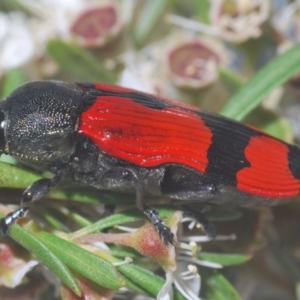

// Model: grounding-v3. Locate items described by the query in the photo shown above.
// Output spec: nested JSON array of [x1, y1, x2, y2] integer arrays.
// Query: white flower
[[0, 241, 38, 288], [0, 12, 34, 74], [19, 0, 123, 48], [272, 0, 300, 52], [210, 0, 270, 43], [166, 0, 270, 43]]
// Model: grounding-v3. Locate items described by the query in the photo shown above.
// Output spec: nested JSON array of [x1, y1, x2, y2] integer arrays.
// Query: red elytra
[[237, 136, 300, 197], [79, 83, 300, 199], [79, 95, 213, 173]]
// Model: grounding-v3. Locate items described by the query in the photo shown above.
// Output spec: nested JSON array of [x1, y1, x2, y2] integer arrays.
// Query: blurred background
[[1, 0, 300, 299]]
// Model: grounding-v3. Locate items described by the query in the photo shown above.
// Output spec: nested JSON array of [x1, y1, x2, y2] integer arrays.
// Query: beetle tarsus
[[180, 204, 216, 239], [99, 167, 175, 245], [201, 218, 216, 239], [123, 168, 175, 244], [144, 206, 175, 245], [0, 171, 64, 235], [129, 171, 175, 245], [0, 207, 29, 235], [103, 204, 116, 218]]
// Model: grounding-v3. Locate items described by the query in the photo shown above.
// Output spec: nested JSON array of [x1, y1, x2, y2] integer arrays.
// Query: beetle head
[[0, 81, 83, 166]]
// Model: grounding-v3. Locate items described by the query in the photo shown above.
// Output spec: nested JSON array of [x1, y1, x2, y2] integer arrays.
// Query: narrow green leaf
[[122, 275, 150, 295], [174, 291, 187, 300], [70, 207, 175, 239], [118, 263, 185, 299], [47, 39, 117, 83], [0, 161, 41, 188], [134, 0, 169, 46], [219, 67, 245, 91], [118, 263, 162, 296], [199, 252, 251, 266], [109, 245, 141, 258], [48, 188, 136, 204], [38, 209, 67, 231], [203, 268, 241, 300], [70, 210, 143, 240], [59, 208, 92, 227], [244, 107, 293, 141], [220, 44, 300, 121], [2, 217, 81, 296], [1, 68, 26, 98], [122, 264, 163, 296], [37, 231, 124, 289], [296, 282, 300, 300]]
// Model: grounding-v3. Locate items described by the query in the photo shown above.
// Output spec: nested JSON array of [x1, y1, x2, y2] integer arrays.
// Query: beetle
[[0, 80, 300, 244]]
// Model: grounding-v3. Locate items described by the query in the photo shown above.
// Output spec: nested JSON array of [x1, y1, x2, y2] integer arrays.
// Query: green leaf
[[2, 217, 81, 296], [48, 188, 136, 204], [134, 0, 169, 46], [1, 68, 26, 98], [220, 44, 300, 121], [36, 231, 124, 289], [114, 262, 185, 299], [199, 252, 251, 266], [0, 161, 41, 188], [118, 263, 162, 296], [70, 207, 175, 239], [121, 275, 150, 295], [47, 39, 117, 83], [296, 282, 300, 300], [244, 107, 293, 141], [203, 268, 241, 300], [109, 245, 141, 258], [70, 209, 143, 240], [219, 67, 245, 92], [117, 263, 185, 299]]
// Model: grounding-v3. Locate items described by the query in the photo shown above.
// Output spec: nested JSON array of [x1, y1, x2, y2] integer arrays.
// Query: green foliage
[[221, 44, 300, 121]]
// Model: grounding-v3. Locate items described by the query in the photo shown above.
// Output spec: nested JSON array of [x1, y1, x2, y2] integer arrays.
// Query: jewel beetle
[[1, 80, 300, 244]]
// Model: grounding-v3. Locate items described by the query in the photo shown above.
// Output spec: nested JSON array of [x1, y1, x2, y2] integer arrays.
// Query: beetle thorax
[[1, 81, 83, 165]]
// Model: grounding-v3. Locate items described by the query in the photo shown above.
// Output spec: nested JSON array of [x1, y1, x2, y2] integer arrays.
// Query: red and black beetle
[[1, 80, 300, 244]]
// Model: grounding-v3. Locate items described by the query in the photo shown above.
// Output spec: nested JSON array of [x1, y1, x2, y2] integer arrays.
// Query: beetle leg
[[100, 168, 175, 245], [0, 171, 63, 235], [176, 203, 216, 238], [126, 169, 175, 245], [0, 207, 29, 235], [103, 204, 116, 217], [164, 183, 218, 201], [142, 206, 175, 245]]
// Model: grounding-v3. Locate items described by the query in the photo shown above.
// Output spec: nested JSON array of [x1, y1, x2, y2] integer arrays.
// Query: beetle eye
[[0, 111, 6, 153]]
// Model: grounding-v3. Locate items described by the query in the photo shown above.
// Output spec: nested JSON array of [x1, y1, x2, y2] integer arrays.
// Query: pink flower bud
[[70, 2, 122, 48], [166, 39, 222, 89]]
